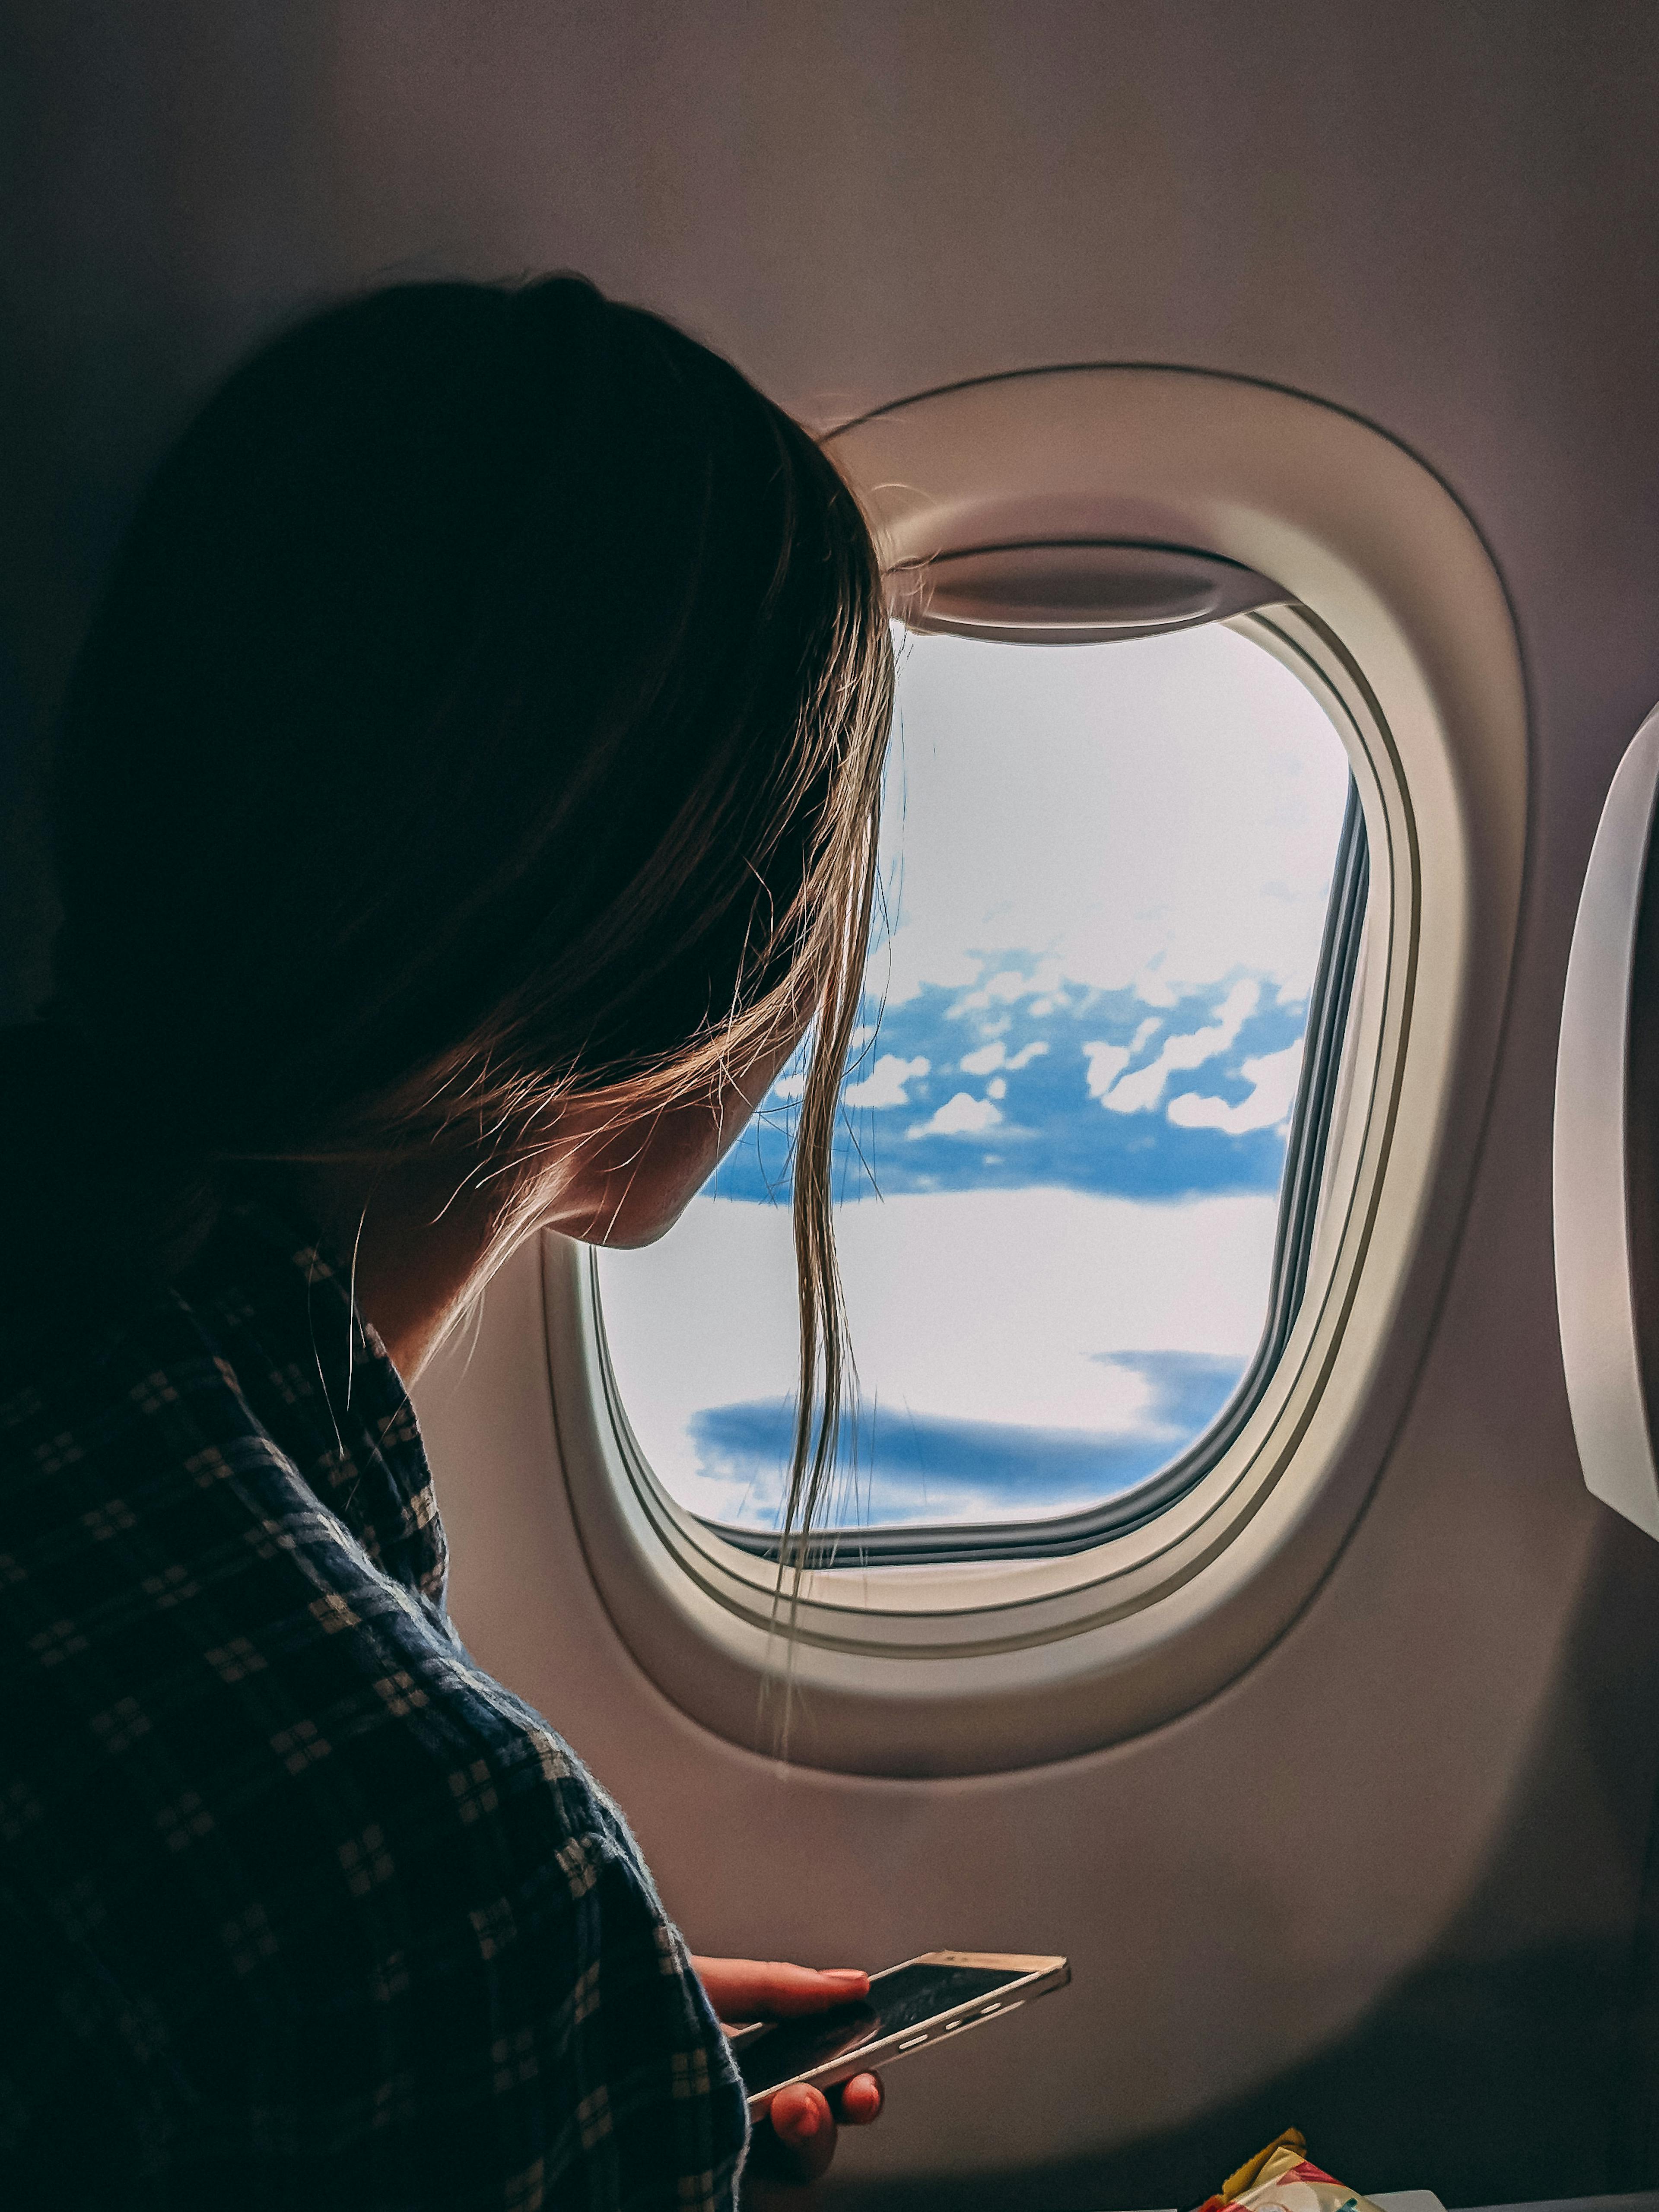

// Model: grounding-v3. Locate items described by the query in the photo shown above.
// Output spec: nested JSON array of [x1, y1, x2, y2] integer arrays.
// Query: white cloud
[[957, 966, 1048, 1012], [1168, 1039, 1304, 1136], [1132, 968, 1181, 1008], [1083, 1041, 1131, 1100], [964, 1037, 1053, 1079], [987, 1077, 1007, 1099], [843, 1053, 930, 1108], [770, 1070, 808, 1101], [912, 1092, 1003, 1137], [1096, 980, 1261, 1116], [1101, 1063, 1170, 1116], [595, 1186, 1278, 1507]]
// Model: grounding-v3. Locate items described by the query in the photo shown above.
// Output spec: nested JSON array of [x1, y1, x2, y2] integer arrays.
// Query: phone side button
[[898, 2034, 929, 2051]]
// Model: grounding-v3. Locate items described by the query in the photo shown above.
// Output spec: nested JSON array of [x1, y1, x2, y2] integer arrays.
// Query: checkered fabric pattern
[[0, 1201, 748, 2209]]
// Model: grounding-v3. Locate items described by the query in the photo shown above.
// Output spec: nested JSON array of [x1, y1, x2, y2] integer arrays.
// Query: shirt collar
[[186, 1195, 450, 1612]]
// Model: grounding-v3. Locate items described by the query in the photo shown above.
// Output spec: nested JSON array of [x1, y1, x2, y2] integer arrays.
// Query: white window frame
[[542, 367, 1527, 1777]]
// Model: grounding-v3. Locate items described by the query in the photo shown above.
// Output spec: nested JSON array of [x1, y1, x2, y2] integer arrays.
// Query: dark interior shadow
[[825, 1506, 1659, 2210]]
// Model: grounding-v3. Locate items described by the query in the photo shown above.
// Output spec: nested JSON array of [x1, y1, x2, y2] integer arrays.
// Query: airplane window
[[595, 622, 1360, 1561]]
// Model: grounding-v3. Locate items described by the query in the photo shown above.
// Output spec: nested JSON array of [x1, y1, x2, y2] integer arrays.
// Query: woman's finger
[[831, 2071, 884, 2126], [757, 2084, 839, 2185], [692, 1954, 869, 2022]]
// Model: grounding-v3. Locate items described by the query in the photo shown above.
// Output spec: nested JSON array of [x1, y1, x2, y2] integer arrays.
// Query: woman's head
[[15, 276, 895, 1554]]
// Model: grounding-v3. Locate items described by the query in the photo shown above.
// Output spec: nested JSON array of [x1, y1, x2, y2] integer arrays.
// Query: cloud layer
[[600, 1187, 1278, 1527]]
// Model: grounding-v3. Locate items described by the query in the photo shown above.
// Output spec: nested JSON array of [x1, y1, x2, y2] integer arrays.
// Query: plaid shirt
[[0, 1200, 748, 2209]]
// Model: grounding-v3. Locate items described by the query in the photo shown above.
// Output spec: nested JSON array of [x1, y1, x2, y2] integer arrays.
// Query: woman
[[0, 277, 894, 2206]]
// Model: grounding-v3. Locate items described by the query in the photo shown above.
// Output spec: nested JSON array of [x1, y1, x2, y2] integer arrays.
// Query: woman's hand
[[692, 1956, 886, 2193]]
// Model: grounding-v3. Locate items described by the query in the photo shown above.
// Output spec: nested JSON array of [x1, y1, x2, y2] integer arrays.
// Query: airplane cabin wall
[[5, 4, 1659, 2200]]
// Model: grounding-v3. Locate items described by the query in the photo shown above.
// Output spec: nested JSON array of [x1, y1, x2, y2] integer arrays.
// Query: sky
[[597, 622, 1354, 1535]]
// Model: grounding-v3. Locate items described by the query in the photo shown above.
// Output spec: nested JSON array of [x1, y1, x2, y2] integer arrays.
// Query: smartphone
[[731, 1949, 1070, 2117]]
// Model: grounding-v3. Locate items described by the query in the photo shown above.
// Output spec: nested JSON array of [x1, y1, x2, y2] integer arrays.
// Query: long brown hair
[[1, 276, 894, 1565]]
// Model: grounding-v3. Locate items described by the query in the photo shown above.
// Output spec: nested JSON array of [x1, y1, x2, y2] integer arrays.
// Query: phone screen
[[735, 1961, 1030, 2098]]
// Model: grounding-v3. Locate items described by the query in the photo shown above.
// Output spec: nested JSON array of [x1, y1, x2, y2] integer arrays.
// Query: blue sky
[[599, 624, 1353, 1536]]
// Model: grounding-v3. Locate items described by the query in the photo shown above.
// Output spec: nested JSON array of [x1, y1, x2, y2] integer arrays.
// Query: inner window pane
[[596, 623, 1354, 1536]]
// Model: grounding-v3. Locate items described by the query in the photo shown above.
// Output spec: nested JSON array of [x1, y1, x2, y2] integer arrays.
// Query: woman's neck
[[289, 1157, 505, 1384]]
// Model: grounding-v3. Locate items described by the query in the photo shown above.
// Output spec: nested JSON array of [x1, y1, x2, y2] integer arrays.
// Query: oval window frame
[[544, 366, 1527, 1777]]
